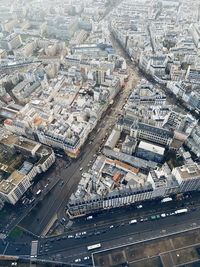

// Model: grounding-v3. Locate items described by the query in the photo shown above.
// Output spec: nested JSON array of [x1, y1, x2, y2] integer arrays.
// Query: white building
[[0, 134, 55, 205], [172, 163, 200, 192]]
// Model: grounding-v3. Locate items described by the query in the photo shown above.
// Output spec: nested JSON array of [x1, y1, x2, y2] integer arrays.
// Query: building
[[0, 49, 7, 59], [172, 164, 200, 192], [186, 126, 200, 157], [121, 136, 137, 155], [104, 129, 121, 149], [67, 155, 154, 218], [0, 34, 22, 51], [0, 134, 55, 205], [131, 122, 174, 147], [116, 116, 175, 148], [129, 81, 166, 106], [136, 141, 165, 163]]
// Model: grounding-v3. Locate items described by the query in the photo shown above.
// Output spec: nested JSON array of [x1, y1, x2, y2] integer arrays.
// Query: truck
[[150, 215, 157, 220], [150, 215, 160, 220], [161, 197, 173, 203]]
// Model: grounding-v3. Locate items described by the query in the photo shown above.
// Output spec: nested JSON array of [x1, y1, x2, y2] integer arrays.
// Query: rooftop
[[0, 170, 24, 194], [175, 164, 200, 180], [138, 141, 165, 155]]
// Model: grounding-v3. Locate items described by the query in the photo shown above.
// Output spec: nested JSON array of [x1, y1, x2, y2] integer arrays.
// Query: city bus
[[36, 189, 41, 195], [87, 243, 101, 251], [161, 197, 173, 203], [175, 208, 188, 215]]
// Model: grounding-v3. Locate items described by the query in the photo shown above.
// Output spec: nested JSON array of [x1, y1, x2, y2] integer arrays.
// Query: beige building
[[0, 134, 55, 205], [0, 49, 7, 59], [172, 163, 200, 192]]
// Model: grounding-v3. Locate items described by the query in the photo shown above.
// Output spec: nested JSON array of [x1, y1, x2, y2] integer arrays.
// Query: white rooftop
[[138, 141, 165, 155]]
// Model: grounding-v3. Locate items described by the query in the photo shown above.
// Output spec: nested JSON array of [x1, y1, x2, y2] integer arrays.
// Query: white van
[[129, 219, 137, 224]]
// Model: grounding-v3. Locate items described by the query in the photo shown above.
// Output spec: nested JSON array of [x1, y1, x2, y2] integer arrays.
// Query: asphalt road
[[17, 14, 196, 238], [36, 206, 200, 265], [17, 50, 138, 237], [18, 71, 137, 236], [2, 192, 200, 262], [0, 163, 61, 238], [3, 5, 199, 265], [66, 193, 199, 232]]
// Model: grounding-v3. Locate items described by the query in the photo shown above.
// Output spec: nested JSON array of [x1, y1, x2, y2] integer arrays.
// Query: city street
[[18, 68, 138, 236], [17, 16, 197, 238], [2, 191, 200, 265], [1, 1, 200, 267], [2, 12, 197, 245], [36, 207, 200, 265]]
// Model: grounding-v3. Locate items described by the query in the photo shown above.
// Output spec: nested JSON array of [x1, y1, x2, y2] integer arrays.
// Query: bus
[[36, 189, 41, 195], [175, 208, 188, 215], [87, 243, 101, 251], [161, 197, 173, 203]]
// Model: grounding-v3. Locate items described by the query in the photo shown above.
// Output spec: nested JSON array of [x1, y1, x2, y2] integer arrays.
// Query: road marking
[[31, 240, 38, 258], [2, 242, 9, 255]]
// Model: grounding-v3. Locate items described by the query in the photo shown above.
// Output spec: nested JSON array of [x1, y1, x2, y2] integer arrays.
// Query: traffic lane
[[39, 212, 198, 264], [38, 208, 200, 256], [18, 159, 63, 228], [19, 177, 63, 234], [40, 247, 92, 265], [57, 139, 111, 220], [52, 249, 92, 264], [111, 32, 190, 115], [70, 194, 199, 230], [19, 56, 139, 236], [4, 163, 60, 234], [31, 135, 105, 235], [38, 215, 200, 264], [57, 75, 138, 213], [20, 148, 92, 235], [56, 113, 123, 214], [0, 239, 7, 254], [33, 112, 110, 224]]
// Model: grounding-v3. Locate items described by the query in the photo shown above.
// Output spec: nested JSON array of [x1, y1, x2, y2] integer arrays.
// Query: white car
[[110, 225, 114, 229], [68, 235, 74, 238], [75, 259, 81, 263], [86, 216, 93, 220], [137, 205, 143, 209], [84, 256, 90, 260]]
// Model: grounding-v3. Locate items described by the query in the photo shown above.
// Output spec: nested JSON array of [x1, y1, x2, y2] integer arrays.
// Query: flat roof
[[103, 148, 157, 170], [176, 164, 200, 180], [105, 158, 139, 174], [138, 141, 165, 155], [0, 171, 24, 194]]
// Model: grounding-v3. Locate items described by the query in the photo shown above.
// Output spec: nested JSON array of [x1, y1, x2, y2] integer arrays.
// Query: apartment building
[[0, 134, 55, 205], [172, 163, 200, 192], [0, 33, 22, 51]]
